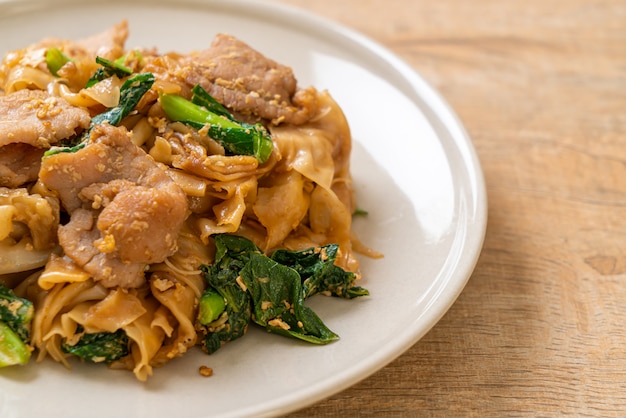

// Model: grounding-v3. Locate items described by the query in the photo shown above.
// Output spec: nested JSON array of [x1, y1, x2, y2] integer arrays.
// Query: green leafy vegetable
[[197, 234, 259, 354], [198, 282, 251, 355], [189, 84, 234, 120], [0, 283, 34, 342], [44, 142, 87, 156], [85, 56, 133, 88], [0, 322, 31, 367], [0, 284, 33, 367], [353, 207, 369, 216], [44, 71, 155, 157], [159, 86, 274, 163], [91, 72, 155, 126], [61, 326, 130, 363], [199, 235, 366, 353], [45, 47, 72, 76], [271, 244, 369, 299], [241, 253, 339, 344]]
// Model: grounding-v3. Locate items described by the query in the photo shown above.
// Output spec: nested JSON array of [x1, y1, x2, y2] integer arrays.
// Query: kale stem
[[198, 289, 227, 325]]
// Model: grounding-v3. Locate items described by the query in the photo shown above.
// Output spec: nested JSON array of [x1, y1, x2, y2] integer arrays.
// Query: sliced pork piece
[[0, 89, 91, 187], [73, 20, 129, 60], [180, 34, 317, 125], [0, 89, 91, 148], [0, 143, 45, 187], [40, 123, 189, 288], [83, 178, 187, 265], [57, 208, 147, 288]]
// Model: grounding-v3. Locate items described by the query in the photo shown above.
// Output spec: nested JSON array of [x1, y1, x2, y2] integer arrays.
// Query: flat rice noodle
[[81, 288, 147, 333], [150, 271, 200, 364], [269, 125, 335, 190], [308, 184, 359, 272], [173, 153, 259, 183], [121, 295, 165, 382], [253, 171, 310, 250]]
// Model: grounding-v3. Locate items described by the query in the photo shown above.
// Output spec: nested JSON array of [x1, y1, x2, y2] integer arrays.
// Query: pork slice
[[197, 34, 297, 101], [0, 143, 45, 187], [57, 208, 146, 288], [40, 123, 179, 210], [73, 20, 129, 60], [180, 34, 317, 125], [41, 123, 189, 288], [0, 89, 91, 187], [0, 89, 91, 149], [82, 179, 187, 264]]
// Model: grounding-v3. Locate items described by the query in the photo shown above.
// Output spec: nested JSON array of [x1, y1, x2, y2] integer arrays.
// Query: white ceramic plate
[[0, 0, 487, 417]]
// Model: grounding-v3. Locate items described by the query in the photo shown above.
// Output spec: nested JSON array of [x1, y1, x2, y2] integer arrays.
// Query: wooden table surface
[[267, 0, 626, 416]]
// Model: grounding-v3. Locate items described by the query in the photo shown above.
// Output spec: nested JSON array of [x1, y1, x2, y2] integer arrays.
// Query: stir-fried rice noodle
[[0, 21, 381, 381]]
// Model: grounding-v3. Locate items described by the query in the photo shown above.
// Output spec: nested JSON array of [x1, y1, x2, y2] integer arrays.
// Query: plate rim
[[0, 0, 488, 416]]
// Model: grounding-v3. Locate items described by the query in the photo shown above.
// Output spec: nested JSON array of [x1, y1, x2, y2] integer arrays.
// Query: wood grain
[[267, 0, 626, 415]]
